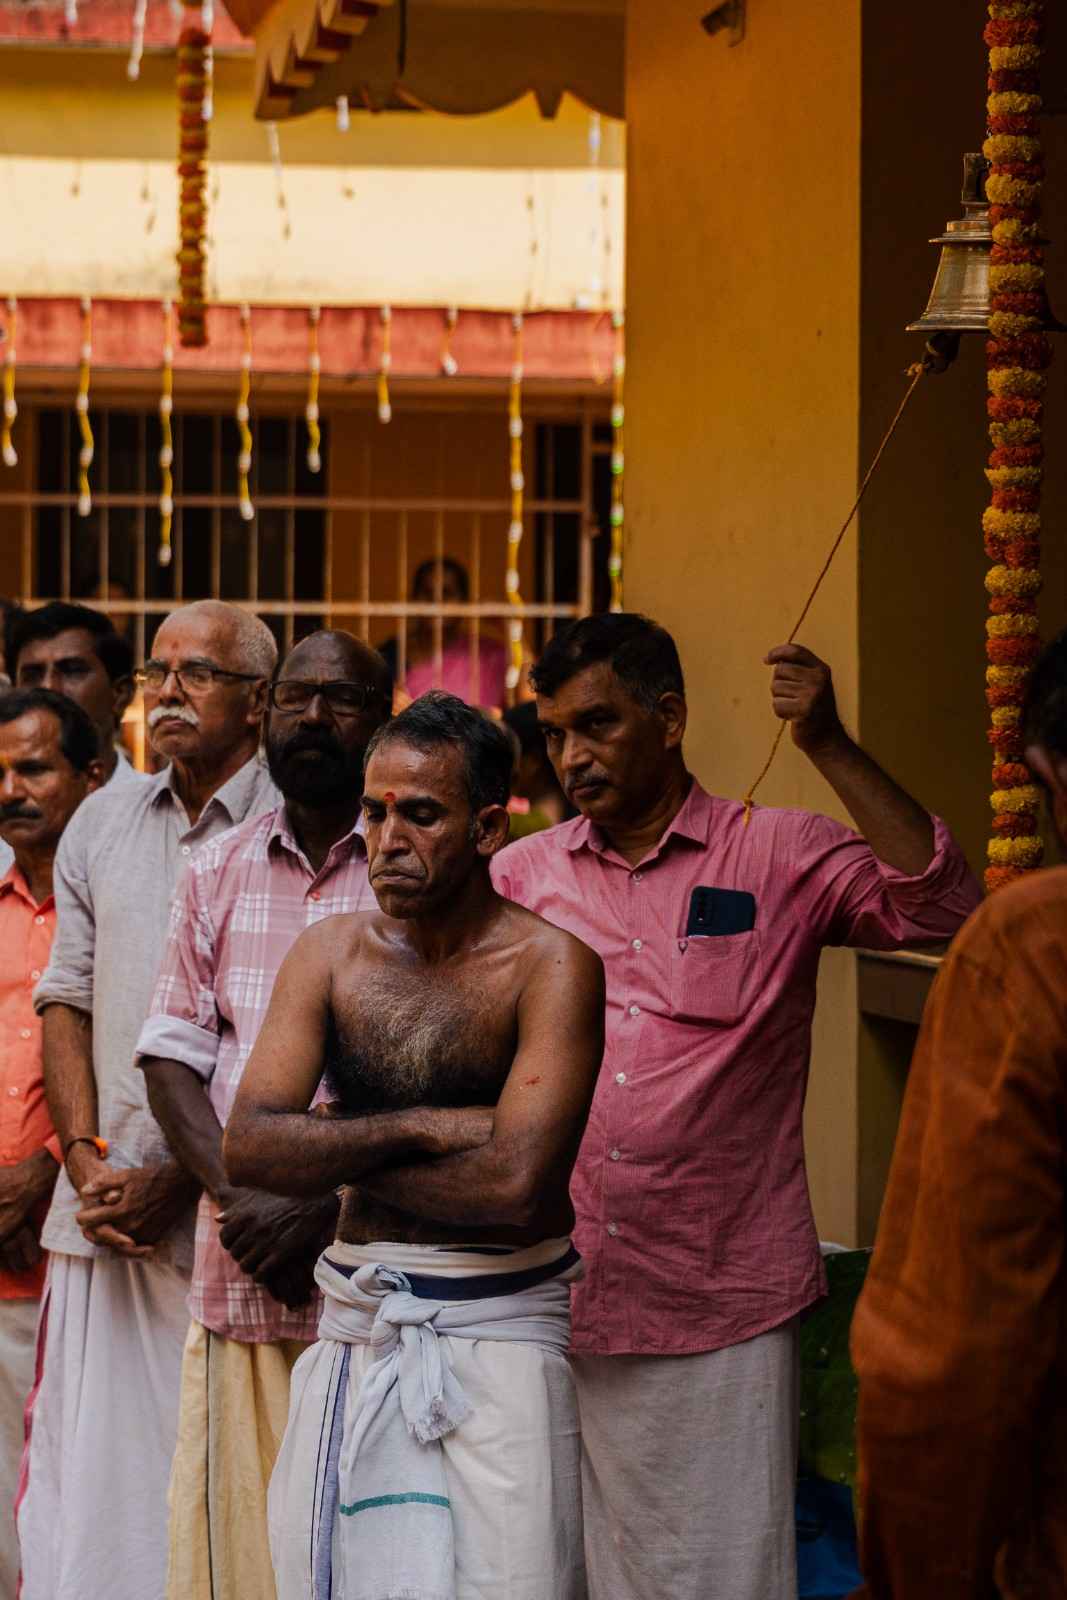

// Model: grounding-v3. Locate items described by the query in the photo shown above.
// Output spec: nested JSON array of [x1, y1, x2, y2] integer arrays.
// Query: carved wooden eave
[[229, 0, 624, 121]]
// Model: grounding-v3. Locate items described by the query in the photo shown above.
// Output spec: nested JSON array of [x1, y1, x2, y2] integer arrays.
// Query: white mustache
[[147, 705, 200, 730]]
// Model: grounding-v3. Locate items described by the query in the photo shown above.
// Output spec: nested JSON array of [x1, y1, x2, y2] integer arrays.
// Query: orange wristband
[[64, 1135, 109, 1161]]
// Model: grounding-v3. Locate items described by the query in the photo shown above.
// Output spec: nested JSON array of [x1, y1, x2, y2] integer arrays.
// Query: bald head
[[154, 601, 277, 680], [281, 630, 391, 699], [266, 629, 391, 808]]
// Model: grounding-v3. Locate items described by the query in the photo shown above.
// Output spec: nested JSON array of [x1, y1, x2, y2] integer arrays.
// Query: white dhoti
[[0, 1297, 38, 1600], [269, 1238, 586, 1600], [16, 1249, 191, 1600], [573, 1321, 801, 1600]]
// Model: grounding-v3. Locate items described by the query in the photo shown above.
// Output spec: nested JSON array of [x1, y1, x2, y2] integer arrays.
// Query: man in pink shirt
[[135, 629, 392, 1600], [491, 612, 980, 1600]]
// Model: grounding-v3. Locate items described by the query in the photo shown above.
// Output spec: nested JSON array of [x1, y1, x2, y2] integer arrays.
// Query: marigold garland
[[2, 297, 17, 468], [981, 0, 1051, 891], [609, 310, 625, 612], [505, 313, 525, 697], [236, 304, 254, 522], [159, 299, 175, 566], [306, 306, 321, 474], [75, 297, 94, 517], [176, 0, 211, 347]]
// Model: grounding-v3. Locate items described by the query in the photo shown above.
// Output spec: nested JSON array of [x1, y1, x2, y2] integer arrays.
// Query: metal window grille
[[3, 401, 613, 701]]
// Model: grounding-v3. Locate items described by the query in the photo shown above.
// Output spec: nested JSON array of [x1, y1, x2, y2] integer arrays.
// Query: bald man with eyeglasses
[[19, 601, 281, 1600], [134, 629, 392, 1600]]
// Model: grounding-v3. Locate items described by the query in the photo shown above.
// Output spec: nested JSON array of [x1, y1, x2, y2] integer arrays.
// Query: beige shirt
[[34, 755, 279, 1269]]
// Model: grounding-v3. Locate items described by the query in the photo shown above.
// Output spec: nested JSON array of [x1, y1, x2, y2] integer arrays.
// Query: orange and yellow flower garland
[[981, 0, 1051, 891], [176, 0, 211, 347]]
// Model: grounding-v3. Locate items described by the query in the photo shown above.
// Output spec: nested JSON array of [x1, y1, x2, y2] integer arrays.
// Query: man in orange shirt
[[0, 688, 103, 1600], [851, 625, 1067, 1599]]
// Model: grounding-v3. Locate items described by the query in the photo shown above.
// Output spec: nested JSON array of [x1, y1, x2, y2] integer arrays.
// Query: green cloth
[[798, 1250, 870, 1492]]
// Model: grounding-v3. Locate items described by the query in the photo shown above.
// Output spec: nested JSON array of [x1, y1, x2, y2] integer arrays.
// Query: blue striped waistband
[[323, 1242, 581, 1301]]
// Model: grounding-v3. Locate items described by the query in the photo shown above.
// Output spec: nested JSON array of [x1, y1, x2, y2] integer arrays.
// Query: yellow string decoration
[[158, 299, 175, 567], [609, 310, 625, 611], [75, 297, 94, 518], [377, 305, 392, 423], [505, 312, 525, 699], [2, 298, 18, 468], [741, 358, 931, 824], [236, 303, 254, 521], [441, 306, 459, 377], [306, 306, 322, 474]]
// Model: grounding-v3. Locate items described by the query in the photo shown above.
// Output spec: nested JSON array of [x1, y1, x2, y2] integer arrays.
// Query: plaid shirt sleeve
[[134, 849, 222, 1082]]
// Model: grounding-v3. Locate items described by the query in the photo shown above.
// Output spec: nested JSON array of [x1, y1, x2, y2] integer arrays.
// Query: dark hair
[[502, 698, 544, 758], [411, 557, 470, 603], [529, 612, 685, 711], [0, 686, 100, 773], [364, 690, 513, 812], [6, 601, 133, 684], [1023, 628, 1067, 761]]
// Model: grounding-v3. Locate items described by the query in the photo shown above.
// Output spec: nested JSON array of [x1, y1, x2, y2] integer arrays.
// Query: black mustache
[[0, 807, 41, 823], [277, 734, 346, 761]]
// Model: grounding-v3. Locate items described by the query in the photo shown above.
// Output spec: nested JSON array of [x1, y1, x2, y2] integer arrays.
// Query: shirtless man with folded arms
[[225, 690, 604, 1600]]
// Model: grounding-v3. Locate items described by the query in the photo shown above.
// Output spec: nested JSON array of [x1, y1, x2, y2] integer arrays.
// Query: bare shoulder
[[500, 896, 604, 993], [286, 909, 379, 973]]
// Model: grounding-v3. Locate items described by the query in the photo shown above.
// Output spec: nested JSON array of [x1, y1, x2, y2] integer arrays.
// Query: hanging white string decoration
[[377, 305, 392, 424], [158, 299, 175, 566], [306, 306, 322, 474], [336, 95, 350, 132], [127, 0, 148, 79], [236, 304, 255, 521], [2, 298, 18, 469], [441, 306, 459, 377]]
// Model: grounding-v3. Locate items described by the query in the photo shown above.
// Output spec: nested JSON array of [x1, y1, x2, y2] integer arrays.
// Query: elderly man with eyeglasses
[[130, 629, 392, 1600], [18, 601, 281, 1600]]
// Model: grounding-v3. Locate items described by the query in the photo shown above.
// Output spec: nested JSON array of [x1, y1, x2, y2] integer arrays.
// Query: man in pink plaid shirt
[[135, 630, 392, 1600]]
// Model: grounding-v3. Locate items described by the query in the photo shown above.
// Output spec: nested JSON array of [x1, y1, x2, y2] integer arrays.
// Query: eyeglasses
[[269, 680, 381, 717], [134, 661, 264, 695]]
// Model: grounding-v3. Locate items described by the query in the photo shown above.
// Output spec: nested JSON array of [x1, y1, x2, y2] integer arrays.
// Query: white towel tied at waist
[[269, 1239, 582, 1600]]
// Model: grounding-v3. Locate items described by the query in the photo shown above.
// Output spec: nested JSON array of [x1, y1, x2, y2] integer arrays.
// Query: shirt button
[[181, 845, 191, 856], [631, 938, 642, 952], [628, 1004, 641, 1017], [34, 915, 44, 926], [19, 1028, 31, 1040], [632, 871, 643, 883], [609, 1148, 621, 1161], [615, 1072, 627, 1085], [606, 1222, 619, 1237], [30, 970, 41, 981], [8, 1086, 18, 1097]]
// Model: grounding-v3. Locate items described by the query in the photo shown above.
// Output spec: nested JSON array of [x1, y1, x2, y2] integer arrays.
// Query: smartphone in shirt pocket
[[670, 887, 761, 1026]]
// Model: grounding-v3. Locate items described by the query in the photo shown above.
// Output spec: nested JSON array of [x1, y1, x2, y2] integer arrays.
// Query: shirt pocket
[[669, 933, 761, 1026]]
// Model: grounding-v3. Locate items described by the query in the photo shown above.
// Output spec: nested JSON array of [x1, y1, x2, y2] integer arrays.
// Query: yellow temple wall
[[0, 49, 625, 309], [624, 0, 862, 1244]]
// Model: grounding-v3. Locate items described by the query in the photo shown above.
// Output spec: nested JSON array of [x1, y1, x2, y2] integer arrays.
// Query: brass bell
[[908, 151, 1063, 371]]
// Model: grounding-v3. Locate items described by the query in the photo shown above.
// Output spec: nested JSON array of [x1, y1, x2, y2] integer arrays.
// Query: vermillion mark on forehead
[[383, 791, 397, 803]]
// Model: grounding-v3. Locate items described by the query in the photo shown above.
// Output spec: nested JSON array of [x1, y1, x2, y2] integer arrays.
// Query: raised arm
[[767, 643, 934, 874], [358, 931, 605, 1229], [223, 922, 493, 1197]]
